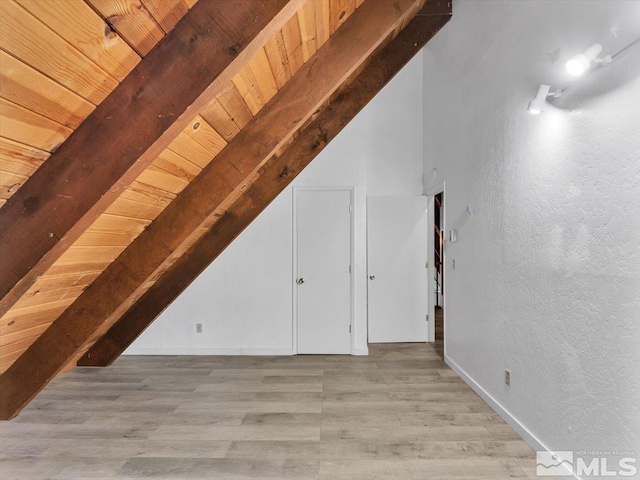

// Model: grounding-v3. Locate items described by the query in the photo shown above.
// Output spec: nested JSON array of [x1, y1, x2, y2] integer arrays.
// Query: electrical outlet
[[196, 323, 203, 333], [505, 369, 511, 386], [452, 259, 456, 270]]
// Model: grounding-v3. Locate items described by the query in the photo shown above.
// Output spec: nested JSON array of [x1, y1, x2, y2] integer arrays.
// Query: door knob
[[369, 275, 375, 280], [297, 278, 305, 285]]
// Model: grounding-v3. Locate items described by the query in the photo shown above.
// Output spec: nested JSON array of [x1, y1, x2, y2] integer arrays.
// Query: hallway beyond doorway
[[435, 306, 444, 360]]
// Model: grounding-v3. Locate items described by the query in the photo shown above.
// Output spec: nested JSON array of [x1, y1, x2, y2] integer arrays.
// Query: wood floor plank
[[242, 412, 323, 426], [319, 425, 496, 442], [176, 401, 323, 414], [151, 424, 321, 441], [410, 440, 536, 459], [194, 382, 324, 393], [118, 457, 319, 479], [225, 440, 361, 460], [398, 412, 505, 427], [25, 437, 232, 459], [318, 458, 528, 480], [0, 457, 128, 479]]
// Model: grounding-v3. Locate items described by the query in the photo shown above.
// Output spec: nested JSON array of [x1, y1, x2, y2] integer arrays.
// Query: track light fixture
[[526, 36, 639, 115], [565, 43, 610, 76]]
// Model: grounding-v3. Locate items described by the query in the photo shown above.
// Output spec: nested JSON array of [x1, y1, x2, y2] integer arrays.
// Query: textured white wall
[[423, 0, 640, 457], [126, 53, 424, 356]]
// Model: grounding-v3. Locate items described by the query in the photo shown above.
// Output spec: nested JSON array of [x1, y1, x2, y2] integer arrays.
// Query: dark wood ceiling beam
[[0, 0, 451, 420], [84, 1, 451, 365], [0, 0, 299, 317], [81, 2, 451, 365]]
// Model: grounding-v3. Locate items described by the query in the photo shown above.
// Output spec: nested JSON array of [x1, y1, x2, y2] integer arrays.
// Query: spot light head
[[566, 43, 603, 76], [527, 84, 551, 115], [565, 56, 589, 76]]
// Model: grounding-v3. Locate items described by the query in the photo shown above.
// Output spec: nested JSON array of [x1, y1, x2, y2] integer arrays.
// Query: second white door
[[367, 196, 428, 343], [296, 189, 352, 354]]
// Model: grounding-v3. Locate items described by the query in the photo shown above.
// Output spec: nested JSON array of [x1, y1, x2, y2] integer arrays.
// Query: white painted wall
[[126, 53, 424, 356], [423, 0, 640, 460]]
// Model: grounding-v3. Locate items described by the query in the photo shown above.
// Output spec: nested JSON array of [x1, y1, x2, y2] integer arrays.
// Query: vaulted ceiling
[[0, 0, 451, 419]]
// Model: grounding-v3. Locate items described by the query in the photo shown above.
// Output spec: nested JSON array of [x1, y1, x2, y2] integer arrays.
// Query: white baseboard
[[123, 347, 294, 356], [124, 346, 370, 356], [352, 347, 369, 356], [445, 355, 579, 480]]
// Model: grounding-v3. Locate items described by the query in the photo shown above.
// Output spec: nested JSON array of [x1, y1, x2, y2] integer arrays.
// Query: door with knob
[[295, 188, 352, 354], [367, 196, 428, 343]]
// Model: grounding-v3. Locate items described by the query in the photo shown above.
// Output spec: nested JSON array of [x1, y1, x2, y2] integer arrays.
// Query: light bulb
[[565, 43, 603, 76], [565, 56, 589, 76]]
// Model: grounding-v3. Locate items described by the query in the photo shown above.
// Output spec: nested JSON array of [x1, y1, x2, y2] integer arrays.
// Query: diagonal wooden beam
[[81, 3, 454, 368], [81, 2, 452, 366], [0, 0, 451, 419], [0, 0, 300, 317]]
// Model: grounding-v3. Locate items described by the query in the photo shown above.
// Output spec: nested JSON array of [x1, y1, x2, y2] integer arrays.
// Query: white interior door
[[296, 189, 351, 354], [368, 196, 428, 343]]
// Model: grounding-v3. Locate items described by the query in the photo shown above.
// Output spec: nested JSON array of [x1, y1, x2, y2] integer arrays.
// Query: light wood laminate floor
[[0, 343, 547, 479]]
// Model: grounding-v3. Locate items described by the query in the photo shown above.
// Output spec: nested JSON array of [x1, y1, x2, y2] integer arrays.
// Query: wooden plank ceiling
[[0, 0, 451, 419]]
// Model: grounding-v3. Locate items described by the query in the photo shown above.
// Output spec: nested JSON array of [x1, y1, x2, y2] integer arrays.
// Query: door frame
[[426, 181, 445, 349], [292, 186, 355, 355]]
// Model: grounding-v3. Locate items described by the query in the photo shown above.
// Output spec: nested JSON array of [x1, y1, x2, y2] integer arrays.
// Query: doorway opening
[[433, 192, 444, 359]]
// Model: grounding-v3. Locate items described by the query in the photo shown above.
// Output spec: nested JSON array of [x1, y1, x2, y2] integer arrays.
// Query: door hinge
[[348, 264, 352, 274], [349, 325, 352, 333], [348, 204, 352, 213], [425, 314, 429, 322], [425, 261, 429, 268]]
